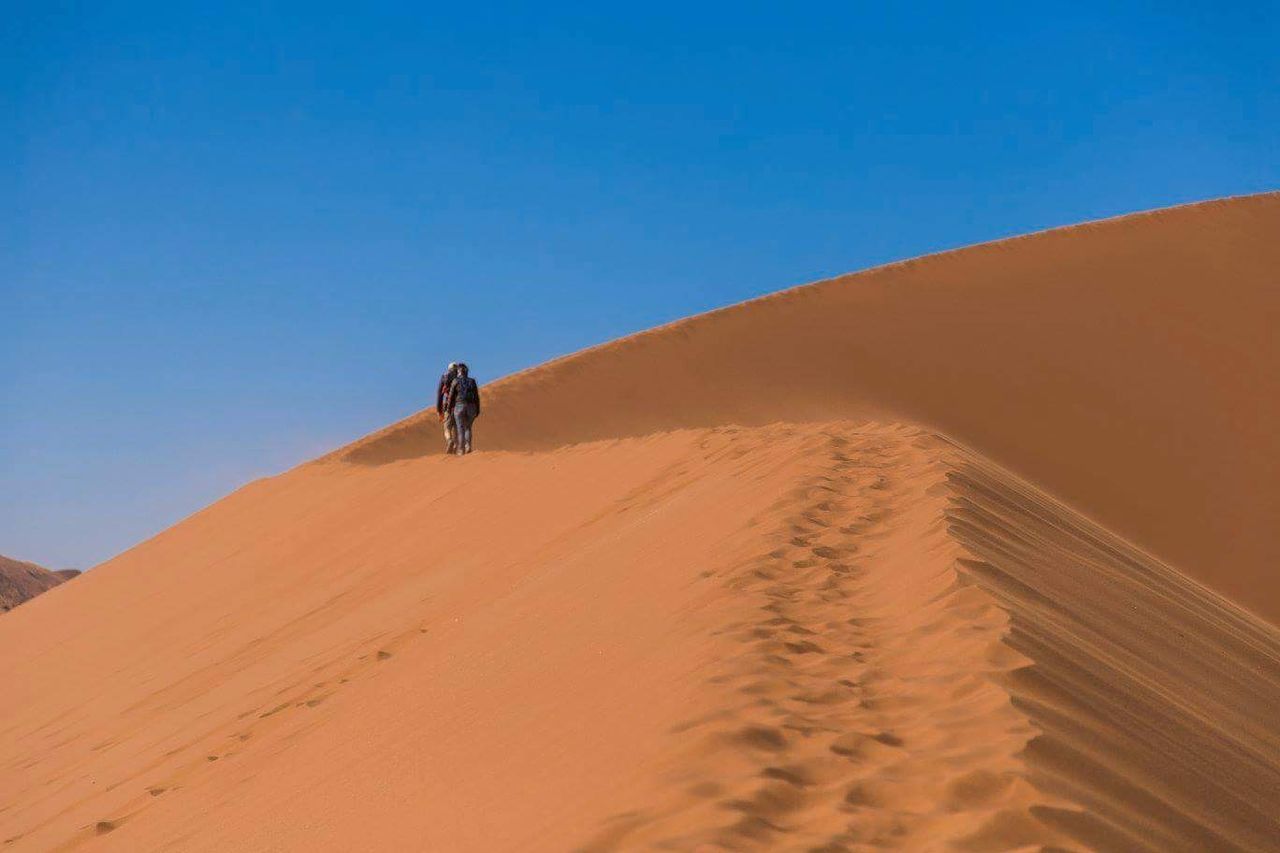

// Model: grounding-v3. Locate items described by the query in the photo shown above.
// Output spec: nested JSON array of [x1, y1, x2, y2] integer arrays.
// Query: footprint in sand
[[735, 725, 789, 752]]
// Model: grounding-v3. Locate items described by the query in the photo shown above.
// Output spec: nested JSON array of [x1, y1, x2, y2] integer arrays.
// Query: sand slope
[[3, 195, 1279, 851], [4, 424, 1277, 851]]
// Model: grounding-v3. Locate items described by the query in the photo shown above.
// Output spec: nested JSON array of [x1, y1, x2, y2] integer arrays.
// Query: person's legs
[[452, 407, 469, 456], [443, 416, 457, 454], [454, 405, 475, 455]]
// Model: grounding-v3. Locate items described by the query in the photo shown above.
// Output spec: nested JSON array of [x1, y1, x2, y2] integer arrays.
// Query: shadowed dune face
[[946, 455, 1280, 852], [339, 193, 1280, 622]]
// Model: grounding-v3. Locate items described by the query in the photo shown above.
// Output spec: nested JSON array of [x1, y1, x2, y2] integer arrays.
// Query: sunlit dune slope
[[342, 192, 1280, 622], [3, 423, 1277, 851]]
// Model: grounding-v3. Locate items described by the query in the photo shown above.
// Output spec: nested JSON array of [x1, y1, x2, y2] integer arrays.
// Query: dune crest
[[340, 191, 1280, 623], [3, 422, 1279, 850]]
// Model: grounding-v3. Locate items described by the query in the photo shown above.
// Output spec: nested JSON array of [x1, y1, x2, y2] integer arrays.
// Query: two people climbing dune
[[436, 362, 481, 456]]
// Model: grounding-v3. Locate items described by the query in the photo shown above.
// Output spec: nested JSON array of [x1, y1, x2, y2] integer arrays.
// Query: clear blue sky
[[4, 2, 1277, 570]]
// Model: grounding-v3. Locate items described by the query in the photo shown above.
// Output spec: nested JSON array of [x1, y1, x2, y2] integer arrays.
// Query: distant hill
[[0, 555, 79, 612]]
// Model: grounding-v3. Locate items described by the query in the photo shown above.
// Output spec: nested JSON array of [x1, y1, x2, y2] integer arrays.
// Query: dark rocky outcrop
[[0, 555, 79, 612]]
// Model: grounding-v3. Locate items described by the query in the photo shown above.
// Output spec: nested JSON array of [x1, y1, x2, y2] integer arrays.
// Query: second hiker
[[445, 363, 481, 456], [436, 362, 460, 454]]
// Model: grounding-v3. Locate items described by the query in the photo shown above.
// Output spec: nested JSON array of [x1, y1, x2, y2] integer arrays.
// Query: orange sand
[[2, 194, 1278, 851]]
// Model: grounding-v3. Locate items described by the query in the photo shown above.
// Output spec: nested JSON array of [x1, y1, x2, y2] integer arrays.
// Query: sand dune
[[343, 191, 1280, 624], [0, 555, 78, 612], [3, 195, 1279, 851]]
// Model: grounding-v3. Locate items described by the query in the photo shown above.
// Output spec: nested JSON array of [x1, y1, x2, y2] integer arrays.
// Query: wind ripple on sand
[[947, 455, 1280, 852]]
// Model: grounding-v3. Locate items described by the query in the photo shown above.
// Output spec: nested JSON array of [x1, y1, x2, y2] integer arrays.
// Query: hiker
[[436, 362, 460, 454], [445, 363, 481, 456]]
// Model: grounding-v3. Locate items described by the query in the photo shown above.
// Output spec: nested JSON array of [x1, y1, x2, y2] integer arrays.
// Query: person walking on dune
[[445, 363, 481, 456], [436, 362, 460, 454]]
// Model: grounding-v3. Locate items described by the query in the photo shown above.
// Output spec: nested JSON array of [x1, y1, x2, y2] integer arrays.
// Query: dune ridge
[[4, 422, 1277, 851], [338, 191, 1280, 623], [573, 425, 1280, 852], [577, 425, 1067, 851], [3, 194, 1279, 851]]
